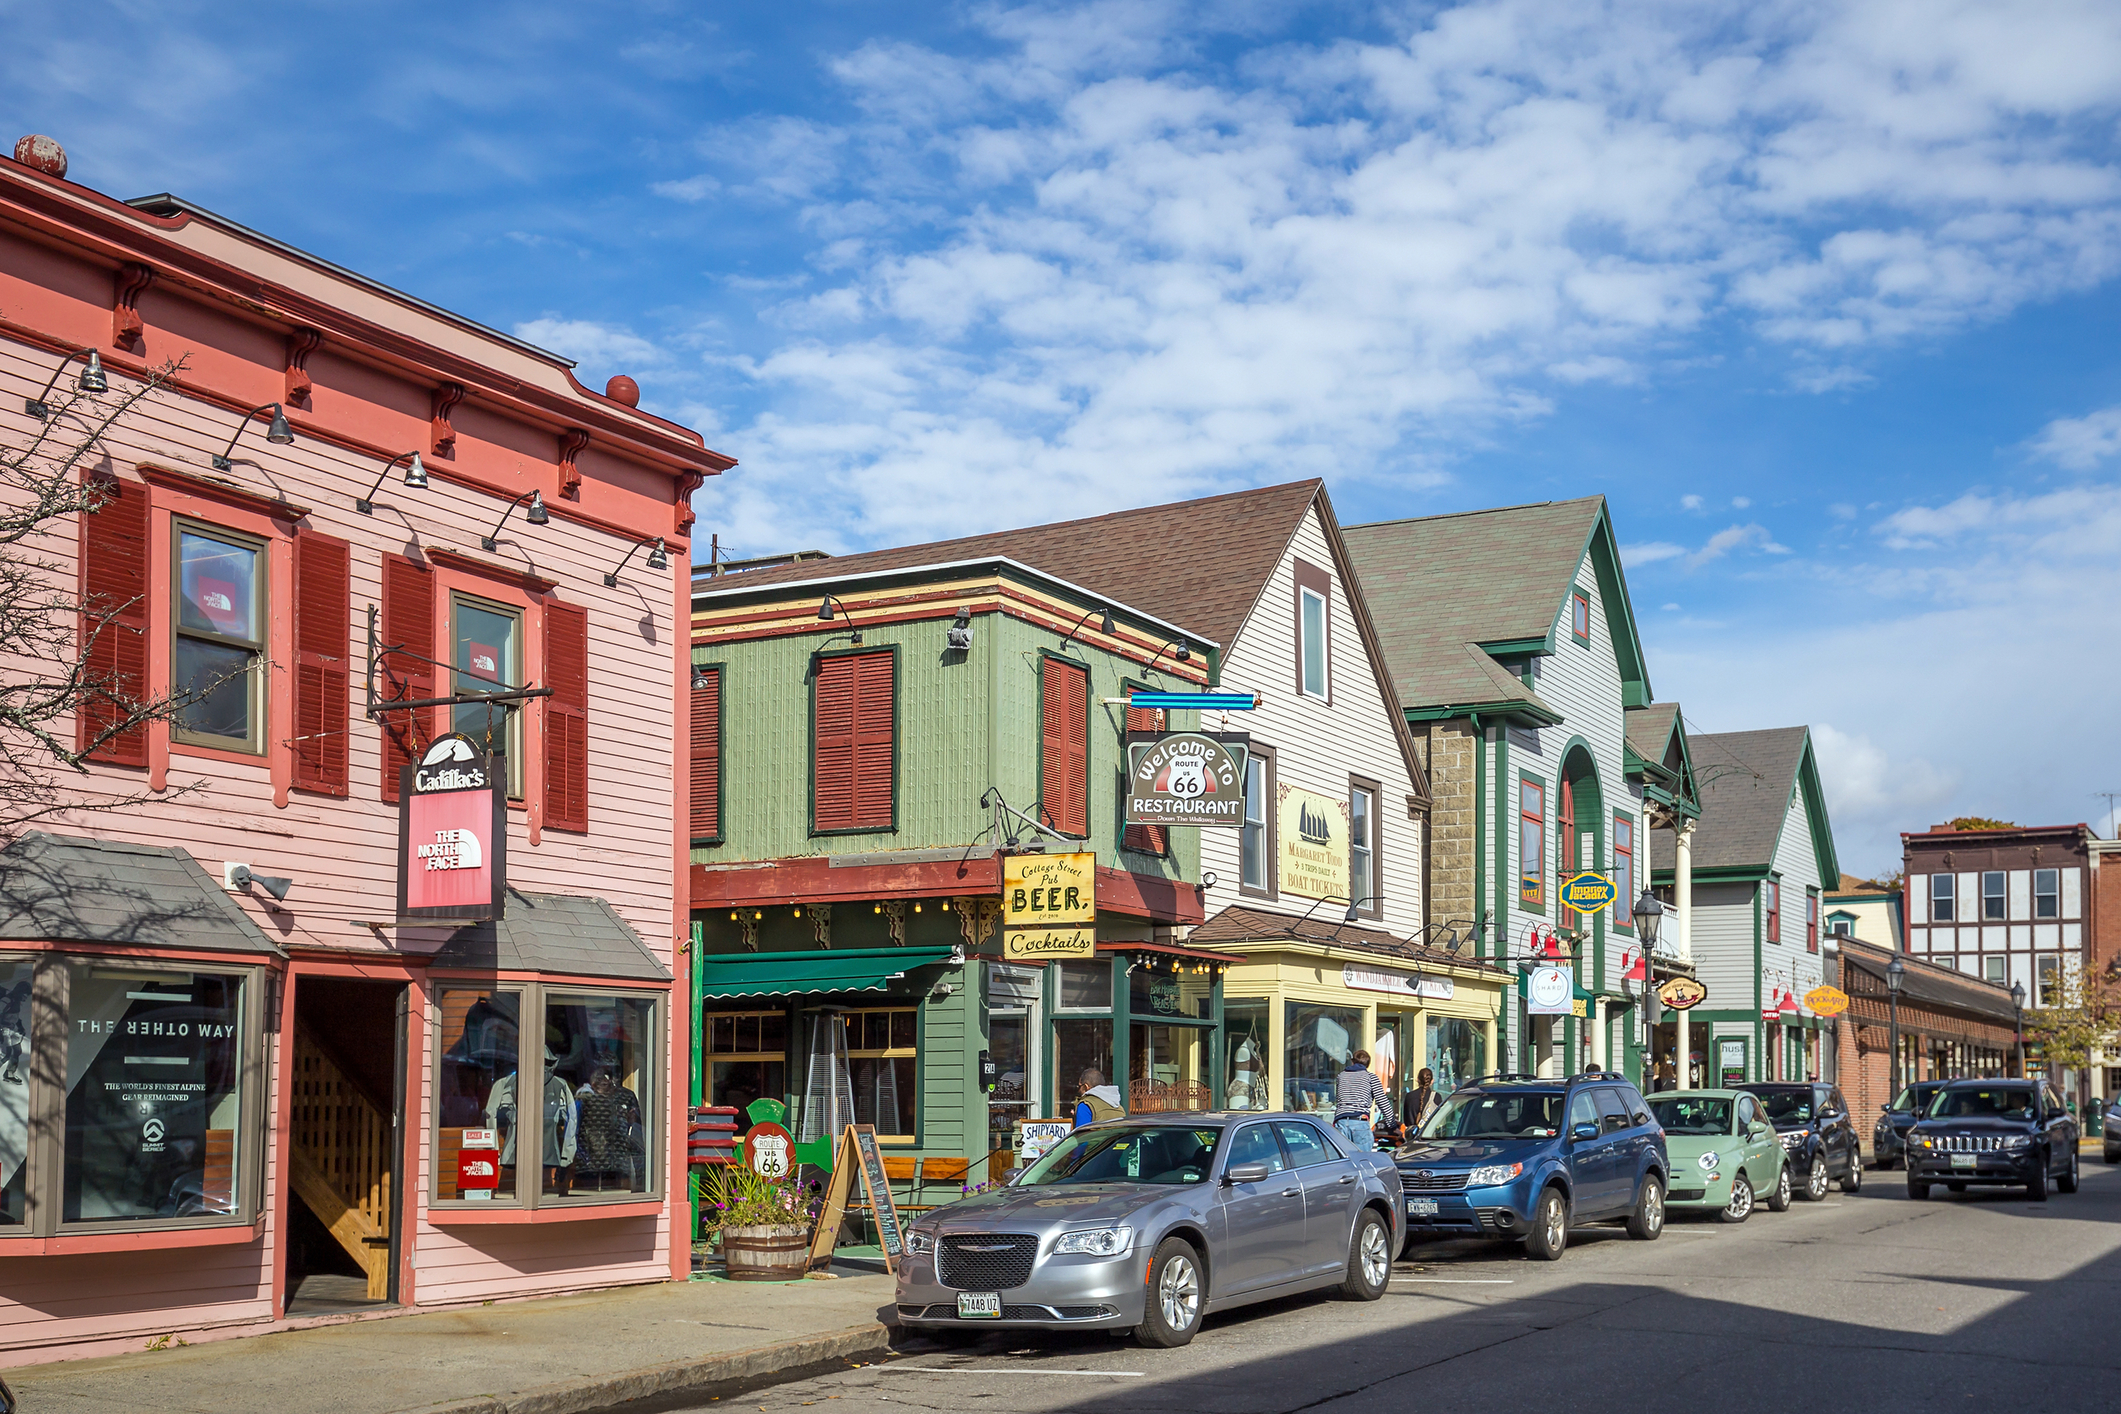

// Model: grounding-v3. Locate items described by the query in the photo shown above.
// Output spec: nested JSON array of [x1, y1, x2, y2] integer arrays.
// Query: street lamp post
[[1886, 956, 1906, 1102], [2010, 979, 2026, 1079], [1632, 890, 1664, 1081]]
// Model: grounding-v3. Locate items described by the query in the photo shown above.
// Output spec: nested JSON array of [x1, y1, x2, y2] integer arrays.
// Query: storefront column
[[1592, 999, 1608, 1069], [1209, 969, 1225, 1108], [1482, 1017, 1498, 1077], [1674, 820, 1694, 1087]]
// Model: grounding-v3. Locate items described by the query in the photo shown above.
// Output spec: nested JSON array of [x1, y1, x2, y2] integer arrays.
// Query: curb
[[409, 1321, 896, 1414]]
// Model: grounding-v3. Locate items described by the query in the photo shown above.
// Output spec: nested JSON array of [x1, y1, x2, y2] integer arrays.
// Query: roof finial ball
[[605, 374, 640, 407], [12, 135, 68, 179]]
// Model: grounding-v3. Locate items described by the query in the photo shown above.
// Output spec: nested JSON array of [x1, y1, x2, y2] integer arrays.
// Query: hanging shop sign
[[1804, 984, 1850, 1018], [1001, 851, 1096, 960], [1342, 963, 1455, 1002], [396, 733, 506, 924], [1560, 870, 1618, 916], [1125, 732, 1249, 827], [1656, 976, 1708, 1011], [1525, 965, 1576, 1016], [1278, 786, 1347, 901]]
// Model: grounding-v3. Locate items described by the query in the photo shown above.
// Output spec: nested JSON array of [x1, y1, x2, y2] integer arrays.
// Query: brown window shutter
[[1121, 703, 1167, 856], [290, 531, 351, 795], [76, 474, 151, 766], [690, 666, 721, 842], [1040, 658, 1088, 837], [378, 554, 437, 802], [543, 601, 589, 832], [815, 651, 893, 832]]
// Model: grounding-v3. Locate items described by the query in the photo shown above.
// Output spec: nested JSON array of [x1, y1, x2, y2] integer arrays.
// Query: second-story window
[[1764, 878, 1781, 943], [1294, 561, 1330, 702], [1348, 779, 1377, 917], [453, 594, 524, 797], [1518, 778, 1545, 911], [1571, 590, 1590, 645], [1930, 872, 1955, 922], [2034, 868, 2059, 919], [1612, 815, 1634, 930], [690, 662, 722, 845], [1982, 870, 2006, 921], [1121, 700, 1167, 858], [1241, 749, 1273, 894], [1039, 656, 1088, 837], [1806, 888, 1819, 953], [813, 649, 896, 834], [173, 522, 266, 753]]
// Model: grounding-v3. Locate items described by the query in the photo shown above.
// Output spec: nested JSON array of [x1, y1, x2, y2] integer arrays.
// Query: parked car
[[1906, 1079, 2079, 1201], [894, 1113, 1403, 1347], [1737, 1082, 1862, 1199], [1872, 1080, 1949, 1170], [2104, 1094, 2121, 1165], [1649, 1090, 1790, 1222], [1392, 1070, 1669, 1261]]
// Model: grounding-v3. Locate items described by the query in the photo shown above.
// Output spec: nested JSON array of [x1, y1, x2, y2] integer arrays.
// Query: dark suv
[[1907, 1079, 2079, 1200], [1393, 1071, 1669, 1261], [1737, 1082, 1862, 1200], [1872, 1080, 1948, 1169]]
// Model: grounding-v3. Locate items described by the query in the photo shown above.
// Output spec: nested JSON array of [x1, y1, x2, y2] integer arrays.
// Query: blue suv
[[1394, 1070, 1670, 1260]]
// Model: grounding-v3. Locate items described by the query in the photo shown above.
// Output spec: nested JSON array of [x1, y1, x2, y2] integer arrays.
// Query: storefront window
[[1053, 1019, 1113, 1115], [1129, 964, 1206, 1020], [1129, 1024, 1202, 1109], [987, 1009, 1031, 1157], [2, 958, 30, 1226], [1426, 1017, 1484, 1093], [436, 988, 520, 1201], [1224, 1001, 1269, 1111], [1284, 1002, 1363, 1115], [545, 994, 655, 1197], [847, 1007, 916, 1141], [706, 1010, 788, 1120], [63, 963, 245, 1223], [1056, 960, 1112, 1010]]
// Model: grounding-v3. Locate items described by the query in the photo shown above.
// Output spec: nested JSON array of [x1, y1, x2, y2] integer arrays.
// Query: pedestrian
[[1334, 1049, 1390, 1152], [1650, 1061, 1676, 1093], [1404, 1067, 1441, 1132], [1072, 1068, 1125, 1127]]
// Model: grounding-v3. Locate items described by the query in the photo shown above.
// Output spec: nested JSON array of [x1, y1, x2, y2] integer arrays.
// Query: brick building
[[1835, 938, 2018, 1157]]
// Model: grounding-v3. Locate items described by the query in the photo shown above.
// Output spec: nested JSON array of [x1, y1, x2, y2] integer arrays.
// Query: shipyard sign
[[397, 733, 507, 925], [1126, 732, 1250, 827]]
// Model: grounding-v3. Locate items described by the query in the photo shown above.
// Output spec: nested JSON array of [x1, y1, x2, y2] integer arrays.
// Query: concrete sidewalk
[[7, 1267, 901, 1414]]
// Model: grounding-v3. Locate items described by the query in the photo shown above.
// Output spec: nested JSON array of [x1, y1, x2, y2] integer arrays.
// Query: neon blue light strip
[[1125, 692, 1258, 710]]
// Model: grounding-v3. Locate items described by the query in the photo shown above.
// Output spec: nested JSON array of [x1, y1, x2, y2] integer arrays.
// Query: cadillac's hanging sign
[[1125, 732, 1250, 827], [397, 733, 507, 924]]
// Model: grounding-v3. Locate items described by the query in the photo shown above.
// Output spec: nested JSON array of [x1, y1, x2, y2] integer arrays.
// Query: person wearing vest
[[1073, 1068, 1125, 1127], [1404, 1067, 1441, 1132], [1333, 1051, 1390, 1152]]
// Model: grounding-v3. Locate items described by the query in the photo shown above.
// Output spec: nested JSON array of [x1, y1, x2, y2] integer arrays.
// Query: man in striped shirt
[[1334, 1050, 1390, 1153]]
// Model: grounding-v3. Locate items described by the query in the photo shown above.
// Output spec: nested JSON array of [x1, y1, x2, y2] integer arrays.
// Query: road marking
[[880, 1367, 1146, 1378]]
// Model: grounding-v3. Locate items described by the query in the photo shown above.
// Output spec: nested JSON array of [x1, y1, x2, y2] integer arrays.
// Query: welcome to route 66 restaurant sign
[[396, 733, 507, 925], [1125, 732, 1250, 827]]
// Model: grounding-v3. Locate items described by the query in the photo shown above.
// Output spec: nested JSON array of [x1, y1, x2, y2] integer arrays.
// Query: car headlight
[[1466, 1162, 1524, 1187], [1913, 1135, 1934, 1150], [1051, 1226, 1132, 1257], [2004, 1134, 2032, 1151], [905, 1229, 935, 1255], [1697, 1152, 1720, 1171]]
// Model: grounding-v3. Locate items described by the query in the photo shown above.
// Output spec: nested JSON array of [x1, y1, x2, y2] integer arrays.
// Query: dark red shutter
[[378, 554, 437, 802], [690, 666, 721, 841], [1121, 702, 1167, 856], [291, 531, 350, 795], [815, 651, 893, 832], [77, 473, 150, 766], [543, 601, 589, 832], [1040, 658, 1087, 837]]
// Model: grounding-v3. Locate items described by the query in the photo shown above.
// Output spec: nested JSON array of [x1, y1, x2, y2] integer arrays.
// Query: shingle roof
[[1188, 903, 1507, 975], [695, 480, 1325, 650], [1653, 726, 1811, 872], [0, 830, 281, 955], [1341, 498, 1605, 710], [1625, 702, 1681, 765], [1840, 937, 2015, 1024], [429, 889, 669, 981]]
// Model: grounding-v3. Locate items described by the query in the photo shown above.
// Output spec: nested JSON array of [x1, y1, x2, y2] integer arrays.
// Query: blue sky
[[9, 0, 2121, 873]]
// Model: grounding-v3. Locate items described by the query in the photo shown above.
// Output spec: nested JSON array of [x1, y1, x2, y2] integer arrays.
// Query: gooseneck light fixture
[[481, 489, 549, 552], [604, 537, 670, 587], [24, 347, 106, 418], [356, 450, 427, 515], [817, 594, 861, 645], [1142, 639, 1194, 675], [1056, 605, 1116, 651], [212, 402, 294, 471]]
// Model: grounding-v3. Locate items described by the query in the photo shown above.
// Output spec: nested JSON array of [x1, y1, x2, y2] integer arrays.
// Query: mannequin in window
[[1226, 1038, 1264, 1111], [485, 1044, 579, 1190], [0, 979, 27, 1084], [573, 1067, 644, 1191]]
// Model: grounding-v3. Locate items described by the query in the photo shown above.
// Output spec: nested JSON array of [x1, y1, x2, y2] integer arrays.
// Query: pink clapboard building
[[0, 137, 729, 1363]]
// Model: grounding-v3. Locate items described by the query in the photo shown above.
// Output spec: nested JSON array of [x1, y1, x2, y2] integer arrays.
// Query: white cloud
[[1732, 496, 1752, 509], [2029, 405, 2121, 470], [1662, 602, 1680, 610], [513, 318, 667, 372], [1810, 723, 1959, 865], [1829, 502, 1858, 519], [1686, 522, 1789, 568], [1623, 541, 1687, 567], [1680, 494, 1704, 511]]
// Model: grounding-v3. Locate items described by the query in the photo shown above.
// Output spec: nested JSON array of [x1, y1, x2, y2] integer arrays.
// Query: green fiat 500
[[1649, 1090, 1790, 1223]]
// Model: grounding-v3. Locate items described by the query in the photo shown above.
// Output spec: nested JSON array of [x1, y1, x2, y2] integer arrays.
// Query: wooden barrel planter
[[720, 1224, 811, 1281]]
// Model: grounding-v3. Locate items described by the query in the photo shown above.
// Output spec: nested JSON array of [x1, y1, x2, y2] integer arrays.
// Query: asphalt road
[[668, 1160, 2121, 1414]]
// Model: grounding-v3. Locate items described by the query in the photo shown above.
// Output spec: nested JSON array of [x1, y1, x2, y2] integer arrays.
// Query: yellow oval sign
[[1656, 976, 1707, 1011], [1804, 984, 1850, 1017]]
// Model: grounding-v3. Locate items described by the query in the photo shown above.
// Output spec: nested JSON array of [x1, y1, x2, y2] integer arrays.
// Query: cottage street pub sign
[[1125, 732, 1249, 827], [1002, 851, 1096, 960], [396, 733, 507, 924]]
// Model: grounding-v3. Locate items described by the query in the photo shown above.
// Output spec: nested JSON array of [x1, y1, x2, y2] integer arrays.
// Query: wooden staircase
[[289, 1031, 394, 1300]]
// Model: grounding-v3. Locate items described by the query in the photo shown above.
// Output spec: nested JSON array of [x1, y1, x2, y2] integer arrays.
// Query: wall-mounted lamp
[[692, 668, 714, 691], [223, 861, 293, 902], [212, 402, 294, 471], [1057, 605, 1116, 651], [24, 347, 106, 419], [481, 489, 549, 551], [817, 594, 861, 645], [356, 450, 426, 515], [1143, 639, 1194, 674], [947, 606, 974, 651], [604, 537, 669, 587]]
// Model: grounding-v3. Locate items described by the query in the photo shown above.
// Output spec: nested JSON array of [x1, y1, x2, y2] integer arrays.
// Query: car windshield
[[1927, 1088, 2035, 1121], [1890, 1084, 1943, 1112], [1650, 1097, 1732, 1135], [1016, 1126, 1222, 1186], [1752, 1090, 1814, 1124], [1419, 1091, 1565, 1140]]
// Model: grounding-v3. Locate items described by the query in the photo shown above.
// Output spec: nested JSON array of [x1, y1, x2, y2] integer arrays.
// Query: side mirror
[[1880, 1102, 1891, 1112], [1571, 1122, 1600, 1143], [1224, 1162, 1271, 1186], [1002, 1167, 1023, 1185]]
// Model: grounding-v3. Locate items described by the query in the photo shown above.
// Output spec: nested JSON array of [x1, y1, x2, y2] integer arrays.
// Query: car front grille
[[936, 1234, 1039, 1291], [1668, 1188, 1706, 1202], [907, 1303, 1116, 1322], [1400, 1170, 1470, 1192], [1935, 1134, 2006, 1153]]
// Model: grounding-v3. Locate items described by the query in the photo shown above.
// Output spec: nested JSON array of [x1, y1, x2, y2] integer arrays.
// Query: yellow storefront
[[1189, 908, 1507, 1122]]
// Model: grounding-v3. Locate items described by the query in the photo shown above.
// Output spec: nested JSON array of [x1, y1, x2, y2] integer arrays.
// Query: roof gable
[[1625, 701, 1699, 814], [1658, 725, 1840, 880]]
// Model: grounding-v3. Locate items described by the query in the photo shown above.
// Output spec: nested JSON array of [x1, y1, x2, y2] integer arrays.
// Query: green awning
[[697, 946, 958, 1000]]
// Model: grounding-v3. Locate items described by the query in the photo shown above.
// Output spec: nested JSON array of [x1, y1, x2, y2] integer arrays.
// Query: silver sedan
[[893, 1112, 1403, 1347]]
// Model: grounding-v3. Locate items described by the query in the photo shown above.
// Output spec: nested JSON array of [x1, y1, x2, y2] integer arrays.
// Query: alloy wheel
[[1723, 1175, 1753, 1222], [1359, 1219, 1391, 1288], [1158, 1253, 1201, 1332], [1807, 1157, 1829, 1201]]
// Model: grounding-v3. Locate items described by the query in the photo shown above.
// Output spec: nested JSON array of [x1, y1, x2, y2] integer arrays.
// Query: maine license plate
[[1951, 1153, 1976, 1169], [957, 1292, 1002, 1319], [1407, 1198, 1439, 1216]]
